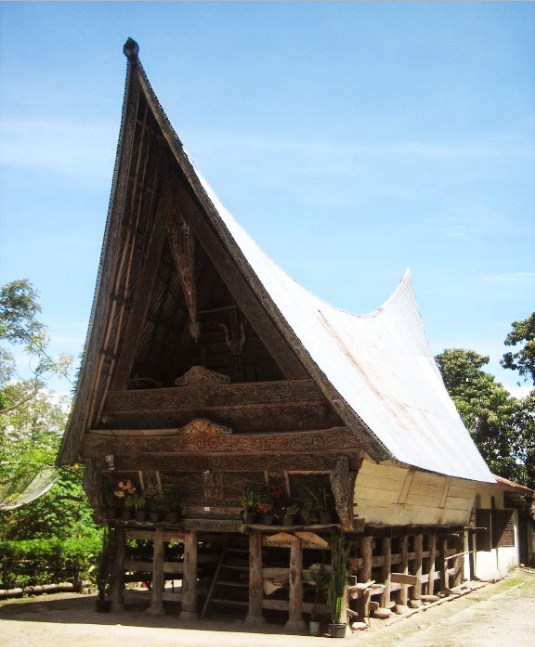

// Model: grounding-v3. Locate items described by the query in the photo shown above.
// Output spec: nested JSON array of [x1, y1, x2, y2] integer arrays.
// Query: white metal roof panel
[[191, 165, 495, 484]]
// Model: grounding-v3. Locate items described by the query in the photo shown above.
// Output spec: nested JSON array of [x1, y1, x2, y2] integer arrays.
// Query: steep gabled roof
[[59, 39, 494, 484]]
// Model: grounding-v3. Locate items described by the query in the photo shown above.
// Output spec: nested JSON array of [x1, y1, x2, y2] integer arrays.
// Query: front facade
[[59, 39, 522, 630]]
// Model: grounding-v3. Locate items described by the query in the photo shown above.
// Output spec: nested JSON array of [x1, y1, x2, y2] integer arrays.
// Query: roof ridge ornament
[[123, 37, 139, 60]]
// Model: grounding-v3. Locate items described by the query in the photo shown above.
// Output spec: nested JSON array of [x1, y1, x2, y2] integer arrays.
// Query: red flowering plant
[[257, 501, 273, 514], [269, 484, 292, 522]]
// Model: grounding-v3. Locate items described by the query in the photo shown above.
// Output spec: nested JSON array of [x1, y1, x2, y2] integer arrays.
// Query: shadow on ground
[[0, 590, 299, 636]]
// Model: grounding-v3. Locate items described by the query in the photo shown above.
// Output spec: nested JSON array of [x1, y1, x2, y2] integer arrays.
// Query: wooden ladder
[[200, 535, 250, 618]]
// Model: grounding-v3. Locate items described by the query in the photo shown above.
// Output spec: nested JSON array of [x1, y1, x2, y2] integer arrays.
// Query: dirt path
[[1, 568, 534, 646]]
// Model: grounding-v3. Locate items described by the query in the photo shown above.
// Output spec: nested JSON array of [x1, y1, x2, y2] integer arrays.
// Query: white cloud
[[484, 272, 535, 286]]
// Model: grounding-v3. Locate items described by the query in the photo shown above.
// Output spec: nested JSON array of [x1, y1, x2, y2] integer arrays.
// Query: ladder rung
[[211, 598, 249, 607]]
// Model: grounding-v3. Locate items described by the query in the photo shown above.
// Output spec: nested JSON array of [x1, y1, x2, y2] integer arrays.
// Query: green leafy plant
[[239, 486, 264, 513], [327, 532, 350, 625]]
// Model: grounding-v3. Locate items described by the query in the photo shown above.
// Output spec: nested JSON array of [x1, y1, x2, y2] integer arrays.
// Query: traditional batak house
[[58, 39, 526, 632]]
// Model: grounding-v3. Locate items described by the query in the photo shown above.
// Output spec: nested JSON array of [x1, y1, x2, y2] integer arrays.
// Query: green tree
[[0, 279, 71, 413], [436, 348, 530, 486], [0, 279, 98, 542], [501, 312, 535, 386]]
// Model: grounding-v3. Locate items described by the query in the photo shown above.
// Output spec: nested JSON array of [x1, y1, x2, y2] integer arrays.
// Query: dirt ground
[[1, 568, 534, 646]]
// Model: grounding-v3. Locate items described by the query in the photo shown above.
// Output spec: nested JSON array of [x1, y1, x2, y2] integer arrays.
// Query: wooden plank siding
[[354, 459, 476, 527]]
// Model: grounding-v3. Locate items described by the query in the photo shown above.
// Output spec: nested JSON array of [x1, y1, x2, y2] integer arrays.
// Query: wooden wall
[[354, 459, 477, 527]]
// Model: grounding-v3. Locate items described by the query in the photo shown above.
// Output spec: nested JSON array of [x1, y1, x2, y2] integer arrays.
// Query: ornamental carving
[[182, 418, 233, 436], [174, 366, 231, 387], [330, 455, 360, 532]]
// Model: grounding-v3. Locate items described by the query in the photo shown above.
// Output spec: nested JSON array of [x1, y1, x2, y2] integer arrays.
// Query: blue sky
[[1, 2, 534, 394]]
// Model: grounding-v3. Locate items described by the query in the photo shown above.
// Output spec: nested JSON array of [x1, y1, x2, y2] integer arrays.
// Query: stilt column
[[109, 526, 126, 611], [245, 530, 265, 625], [179, 531, 198, 620], [285, 539, 306, 632], [380, 536, 392, 613], [147, 528, 165, 616], [409, 533, 423, 608]]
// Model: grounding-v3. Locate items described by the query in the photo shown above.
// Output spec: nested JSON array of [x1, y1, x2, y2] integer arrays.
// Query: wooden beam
[[330, 455, 359, 531], [90, 452, 361, 474], [110, 178, 172, 391], [105, 378, 322, 409], [245, 531, 265, 625], [179, 531, 197, 620], [84, 427, 360, 459], [391, 573, 418, 585]]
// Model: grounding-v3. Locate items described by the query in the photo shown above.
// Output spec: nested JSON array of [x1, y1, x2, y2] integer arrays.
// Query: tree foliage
[[501, 312, 535, 386], [0, 279, 98, 544], [436, 313, 535, 489]]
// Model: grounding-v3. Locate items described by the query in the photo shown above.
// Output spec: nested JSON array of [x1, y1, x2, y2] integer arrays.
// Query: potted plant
[[258, 500, 274, 525], [301, 499, 320, 526], [95, 526, 112, 612], [114, 479, 137, 520], [147, 496, 164, 523], [162, 485, 181, 523], [240, 486, 263, 524], [127, 492, 146, 522], [303, 485, 335, 525], [283, 503, 300, 526], [327, 532, 350, 638]]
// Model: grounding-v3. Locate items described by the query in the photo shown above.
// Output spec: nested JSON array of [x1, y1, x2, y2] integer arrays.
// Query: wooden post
[[426, 533, 436, 595], [439, 535, 448, 592], [245, 531, 265, 625], [357, 535, 373, 619], [453, 533, 463, 587], [469, 530, 477, 581], [109, 526, 126, 611], [147, 528, 165, 616], [409, 533, 423, 608], [395, 535, 409, 613], [179, 531, 197, 620], [285, 539, 306, 632], [380, 536, 392, 612]]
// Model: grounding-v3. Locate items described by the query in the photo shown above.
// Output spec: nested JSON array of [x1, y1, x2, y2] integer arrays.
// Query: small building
[[58, 39, 527, 629]]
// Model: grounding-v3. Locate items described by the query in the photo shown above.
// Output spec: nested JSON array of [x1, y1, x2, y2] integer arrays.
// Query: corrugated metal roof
[[194, 167, 495, 483]]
